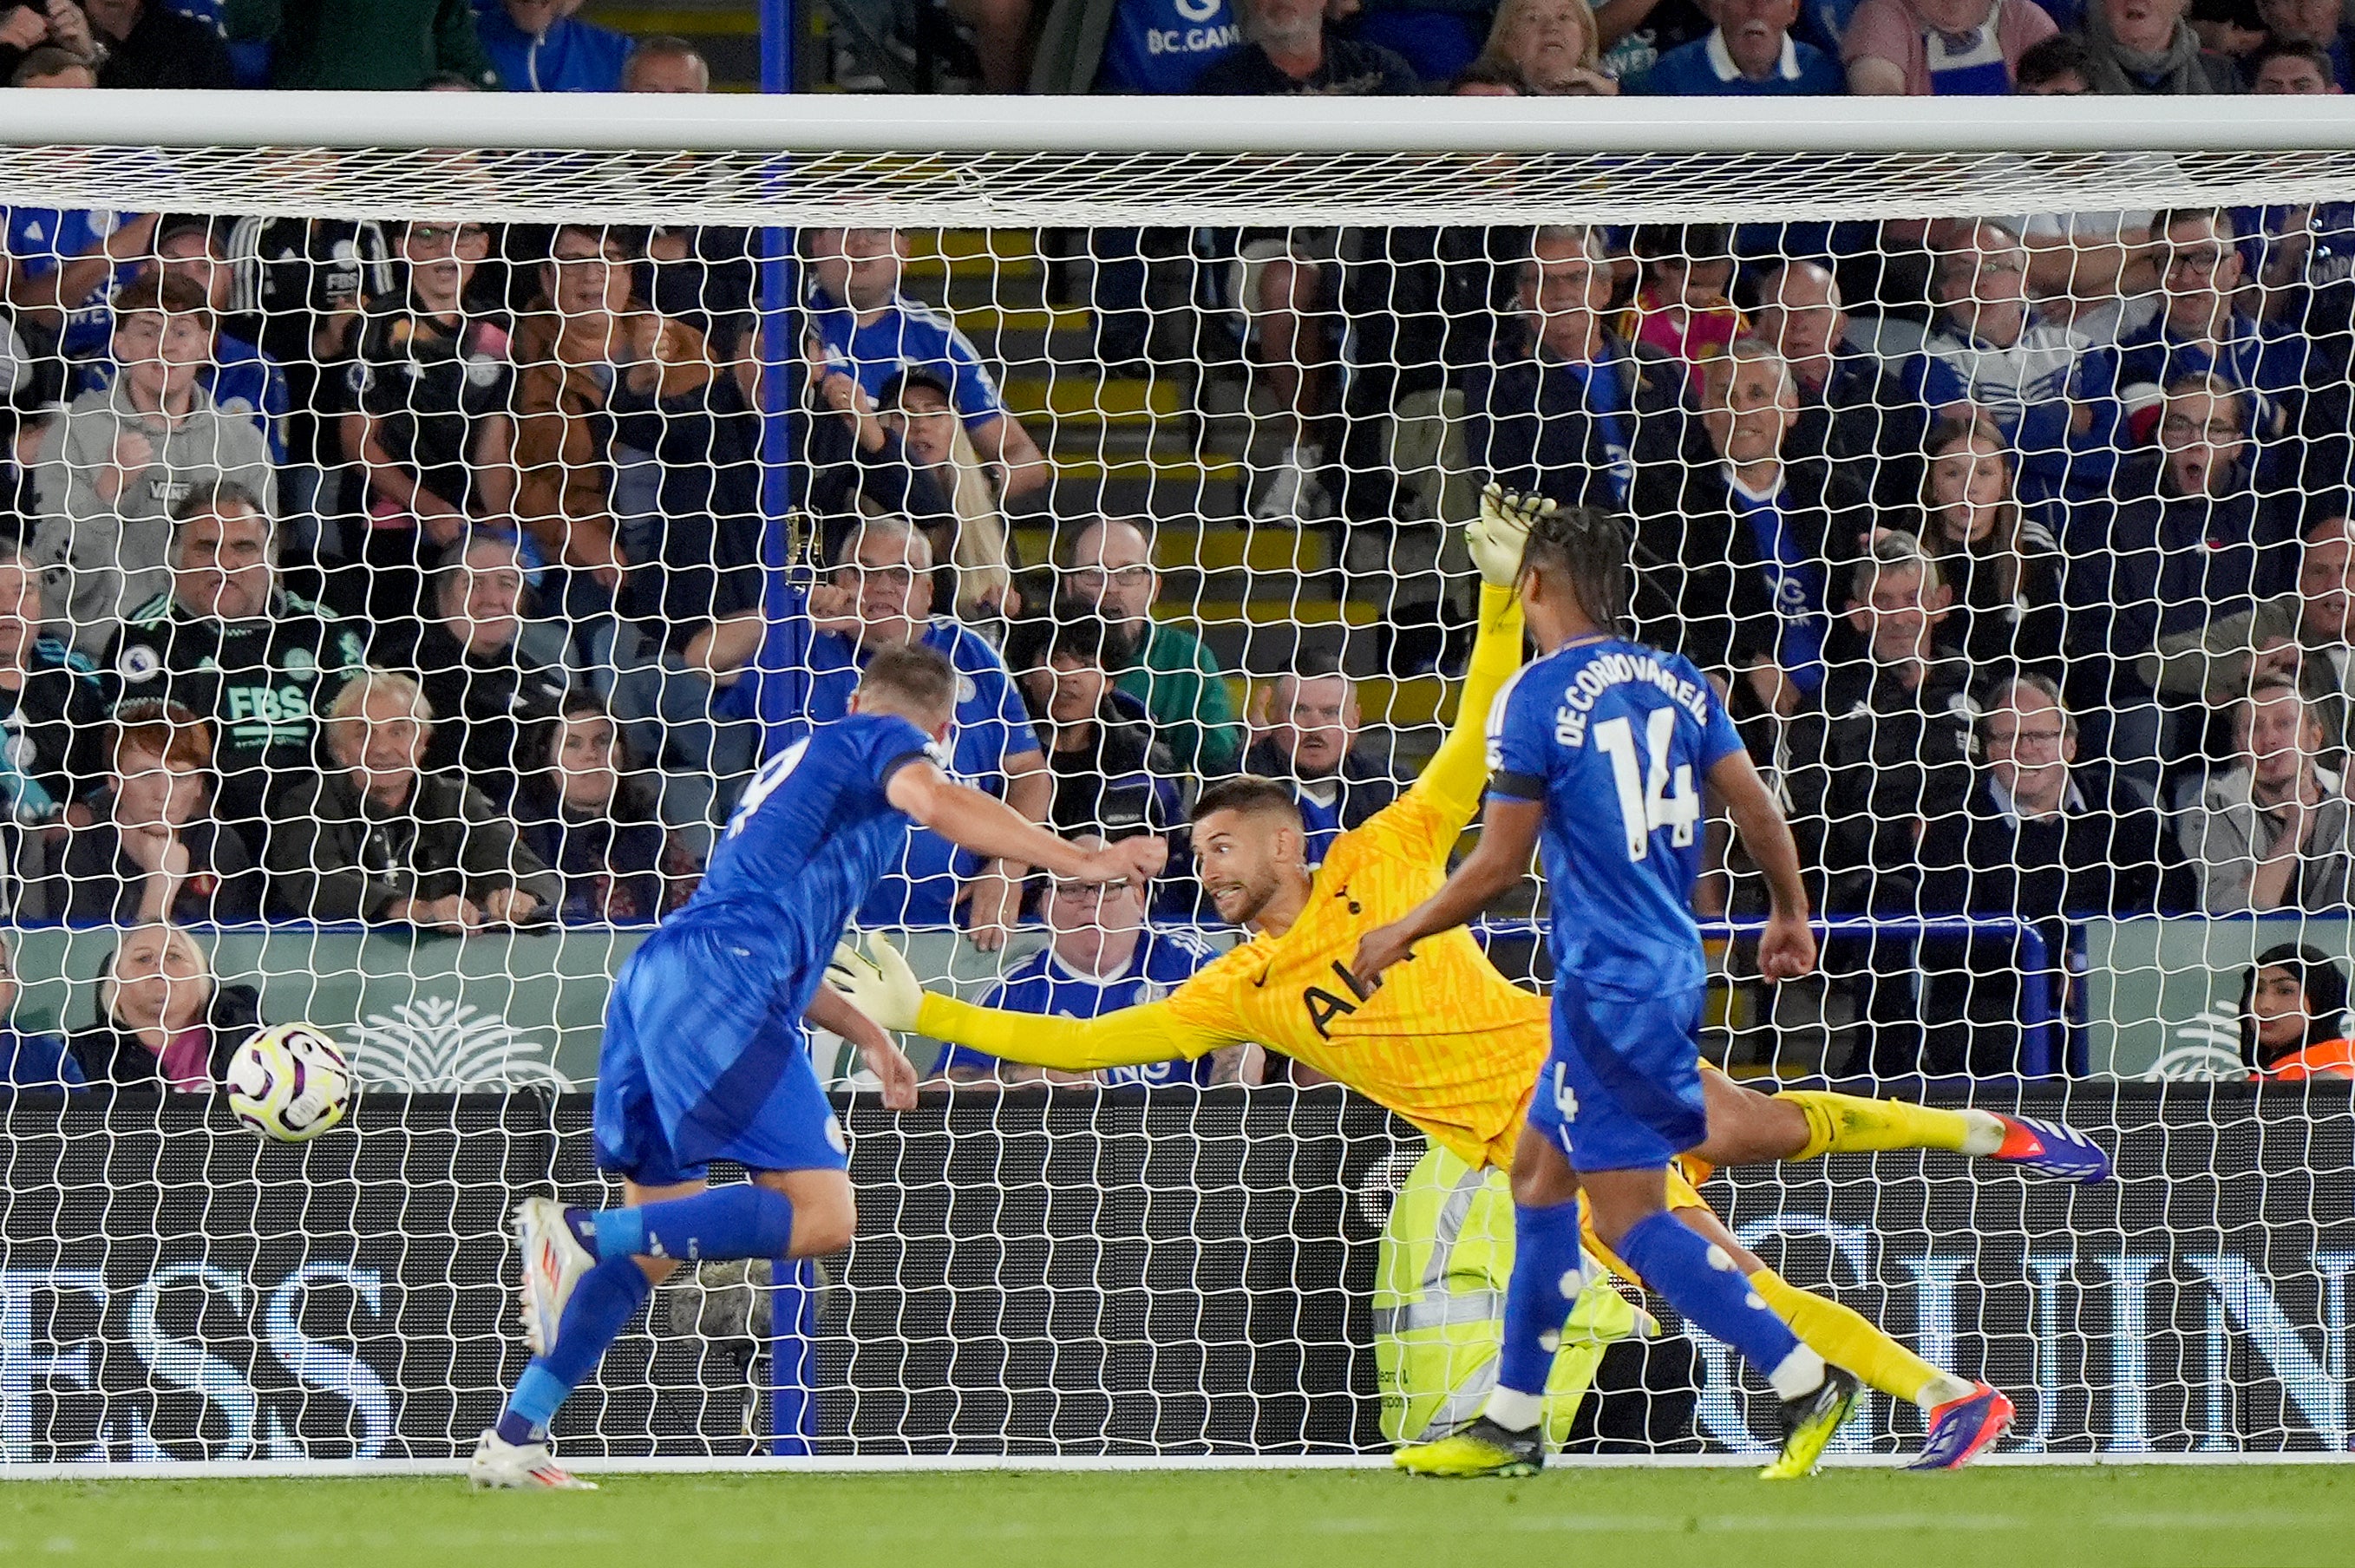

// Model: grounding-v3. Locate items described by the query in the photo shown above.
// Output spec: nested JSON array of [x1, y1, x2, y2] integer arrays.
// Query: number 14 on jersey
[[1593, 709, 1699, 862]]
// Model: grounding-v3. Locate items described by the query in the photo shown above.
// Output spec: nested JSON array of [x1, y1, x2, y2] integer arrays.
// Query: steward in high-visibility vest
[[1374, 1142, 1645, 1447]]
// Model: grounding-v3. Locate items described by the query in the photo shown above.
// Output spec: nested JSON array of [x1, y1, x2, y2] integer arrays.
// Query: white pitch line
[[0, 1451, 2350, 1481]]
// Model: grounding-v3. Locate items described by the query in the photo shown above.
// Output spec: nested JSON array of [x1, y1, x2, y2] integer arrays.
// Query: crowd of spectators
[[3, 3, 2355, 1088]]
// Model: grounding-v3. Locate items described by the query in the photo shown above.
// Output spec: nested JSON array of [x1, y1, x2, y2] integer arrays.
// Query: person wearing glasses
[[1914, 672, 2187, 1074], [1059, 516, 1241, 775], [341, 216, 515, 623], [933, 842, 1229, 1089], [2116, 207, 2348, 493], [1899, 219, 2123, 507], [693, 517, 1052, 950]]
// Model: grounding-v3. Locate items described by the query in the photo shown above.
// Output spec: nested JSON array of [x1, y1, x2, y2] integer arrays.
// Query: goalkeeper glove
[[1469, 482, 1555, 589], [826, 936, 925, 1032]]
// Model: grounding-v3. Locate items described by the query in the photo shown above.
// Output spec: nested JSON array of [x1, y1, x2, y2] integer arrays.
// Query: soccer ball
[[225, 1022, 355, 1143]]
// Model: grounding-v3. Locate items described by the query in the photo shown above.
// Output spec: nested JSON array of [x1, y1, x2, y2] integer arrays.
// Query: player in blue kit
[[468, 645, 1164, 1490], [1357, 504, 1969, 1480]]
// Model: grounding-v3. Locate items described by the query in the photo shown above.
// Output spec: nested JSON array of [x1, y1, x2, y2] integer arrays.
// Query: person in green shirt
[[226, 0, 498, 90], [1063, 517, 1243, 777]]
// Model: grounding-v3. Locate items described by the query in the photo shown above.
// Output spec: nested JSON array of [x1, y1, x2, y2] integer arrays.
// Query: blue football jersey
[[941, 928, 1220, 1087], [4, 208, 141, 358], [807, 284, 1007, 431], [1487, 637, 1745, 995], [686, 710, 939, 946], [720, 585, 1043, 926]]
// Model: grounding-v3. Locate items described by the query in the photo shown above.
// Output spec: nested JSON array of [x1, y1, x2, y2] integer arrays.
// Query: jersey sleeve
[[939, 323, 1009, 427], [915, 991, 1234, 1071], [855, 714, 939, 790], [965, 638, 1043, 773], [1484, 665, 1553, 802], [1410, 582, 1526, 830]]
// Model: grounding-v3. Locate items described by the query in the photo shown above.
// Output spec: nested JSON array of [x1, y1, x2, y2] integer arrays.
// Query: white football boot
[[468, 1428, 597, 1491], [513, 1196, 595, 1356]]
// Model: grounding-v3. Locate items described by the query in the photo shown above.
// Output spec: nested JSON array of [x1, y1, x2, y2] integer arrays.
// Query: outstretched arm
[[1708, 747, 1818, 982], [1416, 583, 1527, 828], [1351, 794, 1545, 984], [827, 936, 1235, 1072], [886, 761, 1164, 890]]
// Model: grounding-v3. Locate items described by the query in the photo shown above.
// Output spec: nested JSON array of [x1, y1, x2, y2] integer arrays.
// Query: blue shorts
[[1524, 976, 1708, 1173], [592, 921, 850, 1186]]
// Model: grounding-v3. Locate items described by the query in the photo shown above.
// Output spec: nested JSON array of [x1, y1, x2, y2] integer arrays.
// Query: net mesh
[[0, 128, 2351, 1464], [6, 146, 2355, 225]]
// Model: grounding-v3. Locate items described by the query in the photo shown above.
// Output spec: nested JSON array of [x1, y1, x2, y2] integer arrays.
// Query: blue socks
[[1614, 1210, 1815, 1395], [1494, 1199, 1586, 1405], [588, 1186, 797, 1264], [494, 1186, 800, 1447], [494, 1257, 655, 1444]]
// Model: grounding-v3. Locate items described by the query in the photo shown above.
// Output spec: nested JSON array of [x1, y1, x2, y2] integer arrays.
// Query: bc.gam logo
[[338, 997, 573, 1092]]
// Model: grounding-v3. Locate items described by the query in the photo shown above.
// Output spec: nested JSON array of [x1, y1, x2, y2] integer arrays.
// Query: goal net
[[0, 94, 2352, 1467]]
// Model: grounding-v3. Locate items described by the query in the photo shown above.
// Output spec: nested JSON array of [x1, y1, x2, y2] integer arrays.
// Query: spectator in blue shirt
[[802, 226, 1050, 505], [2116, 206, 2345, 487], [937, 851, 1227, 1088], [0, 931, 79, 1089], [3, 206, 156, 364], [699, 517, 1052, 945], [1093, 0, 1245, 90], [1899, 218, 2123, 505], [473, 0, 631, 92], [1240, 654, 1401, 866], [1630, 0, 1846, 91]]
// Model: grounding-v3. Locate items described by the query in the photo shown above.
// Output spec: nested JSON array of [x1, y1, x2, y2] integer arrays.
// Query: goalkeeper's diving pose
[[828, 489, 2105, 1478], [468, 644, 1162, 1491]]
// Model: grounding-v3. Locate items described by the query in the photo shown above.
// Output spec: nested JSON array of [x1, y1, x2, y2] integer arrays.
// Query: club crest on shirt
[[117, 644, 161, 683]]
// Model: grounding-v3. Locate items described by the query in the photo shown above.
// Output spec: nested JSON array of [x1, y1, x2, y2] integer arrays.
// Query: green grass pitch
[[5, 1464, 2352, 1567]]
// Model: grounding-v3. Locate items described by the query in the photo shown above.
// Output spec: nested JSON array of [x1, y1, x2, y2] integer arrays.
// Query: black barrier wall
[[0, 1085, 2350, 1460]]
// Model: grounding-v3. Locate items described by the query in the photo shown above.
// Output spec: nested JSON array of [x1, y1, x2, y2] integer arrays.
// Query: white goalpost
[[0, 91, 2349, 1472]]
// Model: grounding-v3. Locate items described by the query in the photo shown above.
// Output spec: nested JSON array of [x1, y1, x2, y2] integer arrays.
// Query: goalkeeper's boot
[[1759, 1365, 1861, 1480], [1393, 1415, 1544, 1479], [1988, 1114, 2112, 1183], [1909, 1382, 2015, 1472], [468, 1429, 596, 1492], [514, 1196, 594, 1357]]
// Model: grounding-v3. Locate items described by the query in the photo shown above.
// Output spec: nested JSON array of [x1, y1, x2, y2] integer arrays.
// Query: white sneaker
[[1253, 444, 1331, 522], [513, 1196, 594, 1357], [468, 1428, 597, 1491]]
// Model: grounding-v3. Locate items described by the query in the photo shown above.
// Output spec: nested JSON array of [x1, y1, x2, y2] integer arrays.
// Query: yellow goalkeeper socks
[[1774, 1091, 1999, 1161], [1747, 1267, 1973, 1411]]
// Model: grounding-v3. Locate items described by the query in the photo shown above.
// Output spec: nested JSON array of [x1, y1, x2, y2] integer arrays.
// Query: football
[[224, 1023, 354, 1144]]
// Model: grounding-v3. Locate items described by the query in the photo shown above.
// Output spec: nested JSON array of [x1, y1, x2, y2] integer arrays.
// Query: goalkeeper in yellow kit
[[828, 488, 2108, 1476]]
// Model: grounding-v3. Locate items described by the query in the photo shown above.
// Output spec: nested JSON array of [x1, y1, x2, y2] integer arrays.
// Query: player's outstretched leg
[[1698, 1079, 2110, 1184], [1582, 1164, 1859, 1481], [471, 1173, 844, 1492], [1678, 1204, 2014, 1472]]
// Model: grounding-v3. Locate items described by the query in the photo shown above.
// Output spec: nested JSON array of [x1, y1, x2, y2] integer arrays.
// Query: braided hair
[[1518, 502, 1632, 637]]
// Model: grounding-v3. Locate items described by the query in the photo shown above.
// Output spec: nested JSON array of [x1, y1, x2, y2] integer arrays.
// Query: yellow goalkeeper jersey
[[913, 583, 1554, 1168], [1157, 787, 1549, 1165]]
